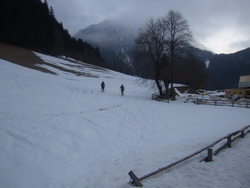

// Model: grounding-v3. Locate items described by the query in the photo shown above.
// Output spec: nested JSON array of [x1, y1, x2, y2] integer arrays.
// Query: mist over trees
[[133, 10, 206, 97], [74, 19, 136, 75]]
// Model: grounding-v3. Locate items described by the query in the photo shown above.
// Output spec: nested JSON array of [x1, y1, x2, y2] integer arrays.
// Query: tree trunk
[[155, 64, 163, 96], [170, 44, 174, 97], [155, 79, 163, 96], [163, 79, 169, 96]]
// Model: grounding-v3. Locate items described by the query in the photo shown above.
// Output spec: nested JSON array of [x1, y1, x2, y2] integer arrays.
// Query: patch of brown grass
[[0, 43, 55, 74]]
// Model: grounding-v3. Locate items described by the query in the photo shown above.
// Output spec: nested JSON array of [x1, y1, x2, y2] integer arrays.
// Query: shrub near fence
[[128, 124, 250, 187], [151, 91, 169, 103]]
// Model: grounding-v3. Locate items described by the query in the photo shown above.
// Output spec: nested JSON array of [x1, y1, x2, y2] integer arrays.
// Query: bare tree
[[133, 10, 192, 98], [164, 10, 192, 97], [134, 17, 169, 96]]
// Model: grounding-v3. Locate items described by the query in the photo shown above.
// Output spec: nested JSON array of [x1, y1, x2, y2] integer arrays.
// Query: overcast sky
[[46, 0, 250, 54]]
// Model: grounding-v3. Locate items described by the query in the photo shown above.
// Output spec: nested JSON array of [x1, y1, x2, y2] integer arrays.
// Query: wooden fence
[[128, 124, 250, 187], [184, 98, 250, 108], [152, 92, 250, 109]]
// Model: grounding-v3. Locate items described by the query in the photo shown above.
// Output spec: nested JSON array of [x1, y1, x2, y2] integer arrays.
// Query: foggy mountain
[[74, 20, 136, 74]]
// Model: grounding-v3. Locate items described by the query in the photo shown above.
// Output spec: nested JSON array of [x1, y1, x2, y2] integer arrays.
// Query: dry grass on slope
[[0, 43, 55, 74]]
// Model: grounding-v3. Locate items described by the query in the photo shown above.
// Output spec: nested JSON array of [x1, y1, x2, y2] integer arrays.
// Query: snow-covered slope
[[0, 53, 249, 188]]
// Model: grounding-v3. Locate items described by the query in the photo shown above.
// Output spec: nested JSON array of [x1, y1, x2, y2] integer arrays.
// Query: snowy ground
[[0, 53, 249, 188]]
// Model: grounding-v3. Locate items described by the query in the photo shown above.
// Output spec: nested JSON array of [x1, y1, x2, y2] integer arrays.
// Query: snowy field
[[0, 53, 249, 188]]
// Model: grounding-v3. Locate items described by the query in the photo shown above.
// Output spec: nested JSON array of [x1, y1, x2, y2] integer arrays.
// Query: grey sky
[[46, 0, 250, 54]]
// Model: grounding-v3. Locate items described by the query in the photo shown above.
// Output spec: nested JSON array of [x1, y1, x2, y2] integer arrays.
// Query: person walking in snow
[[120, 84, 125, 96], [101, 81, 105, 92]]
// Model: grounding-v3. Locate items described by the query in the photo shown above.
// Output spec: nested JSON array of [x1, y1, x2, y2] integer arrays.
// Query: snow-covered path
[[0, 54, 249, 188]]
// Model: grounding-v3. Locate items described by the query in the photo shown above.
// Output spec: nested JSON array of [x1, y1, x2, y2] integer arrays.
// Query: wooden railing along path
[[128, 124, 250, 187]]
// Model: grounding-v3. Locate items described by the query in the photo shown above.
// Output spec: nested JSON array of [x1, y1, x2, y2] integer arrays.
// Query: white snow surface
[[0, 53, 249, 188]]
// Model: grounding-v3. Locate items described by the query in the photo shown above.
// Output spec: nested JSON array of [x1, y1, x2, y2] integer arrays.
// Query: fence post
[[227, 135, 232, 148], [240, 130, 245, 138], [206, 148, 213, 162], [128, 171, 143, 187]]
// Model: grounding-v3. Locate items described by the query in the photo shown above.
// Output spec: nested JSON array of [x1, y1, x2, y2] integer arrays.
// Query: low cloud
[[47, 0, 250, 53]]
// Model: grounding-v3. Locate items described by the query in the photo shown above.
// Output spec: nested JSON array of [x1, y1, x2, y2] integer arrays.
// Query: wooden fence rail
[[128, 124, 250, 187], [194, 98, 249, 108]]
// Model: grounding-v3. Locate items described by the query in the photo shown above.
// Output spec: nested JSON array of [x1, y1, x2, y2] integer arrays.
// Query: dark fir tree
[[0, 0, 103, 66]]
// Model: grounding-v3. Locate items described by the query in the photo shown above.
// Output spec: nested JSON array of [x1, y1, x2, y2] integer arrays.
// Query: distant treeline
[[0, 0, 103, 65]]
